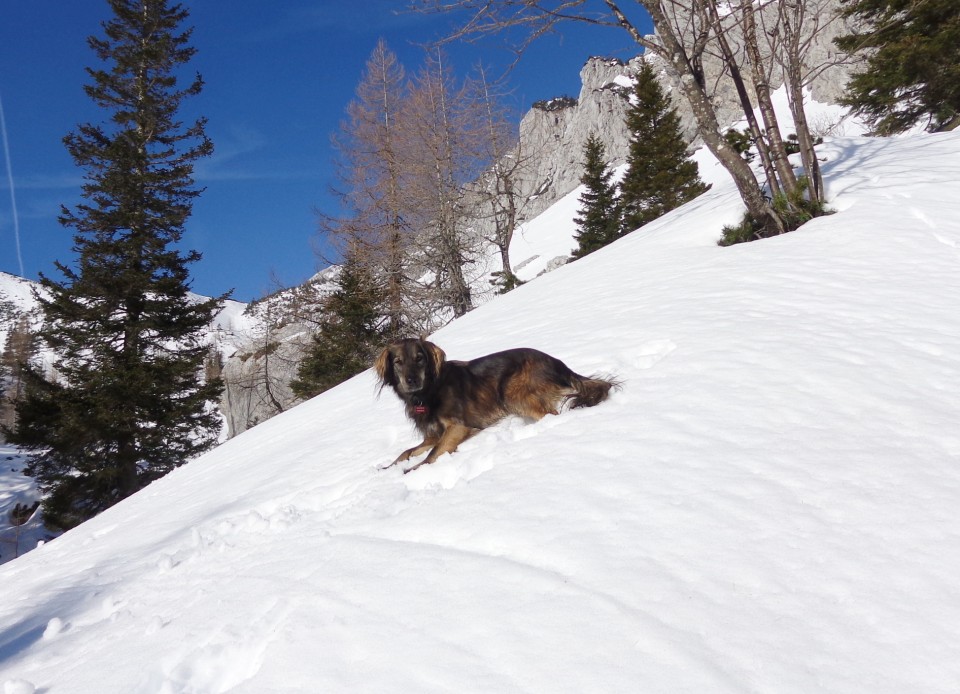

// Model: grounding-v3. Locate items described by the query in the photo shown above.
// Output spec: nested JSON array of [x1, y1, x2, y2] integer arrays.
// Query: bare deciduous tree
[[325, 39, 416, 338], [466, 64, 531, 292], [770, 0, 853, 201], [320, 41, 532, 334], [404, 49, 479, 319]]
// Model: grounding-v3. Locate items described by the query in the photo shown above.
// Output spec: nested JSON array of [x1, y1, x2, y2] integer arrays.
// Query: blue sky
[[0, 1, 646, 302]]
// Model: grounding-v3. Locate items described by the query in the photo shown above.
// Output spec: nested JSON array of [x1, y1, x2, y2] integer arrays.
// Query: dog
[[375, 337, 618, 473]]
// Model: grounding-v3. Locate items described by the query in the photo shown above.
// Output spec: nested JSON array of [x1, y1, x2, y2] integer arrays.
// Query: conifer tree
[[571, 134, 621, 259], [292, 247, 386, 400], [619, 60, 709, 235], [7, 0, 224, 530], [836, 0, 960, 134]]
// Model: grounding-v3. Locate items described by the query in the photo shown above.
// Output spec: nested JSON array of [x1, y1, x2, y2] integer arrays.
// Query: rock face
[[514, 57, 636, 222], [651, 3, 861, 142], [217, 268, 339, 438], [219, 321, 309, 438]]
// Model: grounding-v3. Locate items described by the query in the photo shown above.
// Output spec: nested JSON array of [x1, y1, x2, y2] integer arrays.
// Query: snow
[[2, 128, 960, 692], [0, 273, 37, 311]]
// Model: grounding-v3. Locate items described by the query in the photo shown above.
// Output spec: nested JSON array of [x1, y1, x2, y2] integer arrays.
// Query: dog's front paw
[[380, 450, 412, 471], [402, 457, 435, 474]]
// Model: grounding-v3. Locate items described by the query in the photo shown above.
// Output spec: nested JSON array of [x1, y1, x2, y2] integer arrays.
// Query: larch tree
[[403, 49, 480, 320], [0, 314, 39, 433], [324, 39, 415, 340], [7, 0, 224, 530]]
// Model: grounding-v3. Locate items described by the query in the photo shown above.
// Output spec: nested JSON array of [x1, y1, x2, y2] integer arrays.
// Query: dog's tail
[[566, 374, 620, 409]]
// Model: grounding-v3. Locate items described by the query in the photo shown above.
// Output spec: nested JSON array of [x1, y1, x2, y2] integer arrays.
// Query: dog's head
[[375, 337, 446, 398]]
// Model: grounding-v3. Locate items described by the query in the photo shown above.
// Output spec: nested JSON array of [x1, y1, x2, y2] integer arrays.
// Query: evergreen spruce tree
[[571, 134, 621, 259], [836, 0, 960, 134], [619, 60, 709, 234], [291, 248, 386, 400], [7, 0, 224, 530]]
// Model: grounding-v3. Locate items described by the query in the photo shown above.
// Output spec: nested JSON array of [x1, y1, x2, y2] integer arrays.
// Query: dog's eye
[[415, 352, 424, 363], [393, 357, 403, 366]]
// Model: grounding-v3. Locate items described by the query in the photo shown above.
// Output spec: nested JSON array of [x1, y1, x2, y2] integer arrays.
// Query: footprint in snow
[[141, 602, 283, 693], [626, 338, 677, 370], [155, 506, 302, 573]]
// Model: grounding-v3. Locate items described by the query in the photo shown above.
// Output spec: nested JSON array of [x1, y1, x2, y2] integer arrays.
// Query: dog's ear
[[421, 339, 446, 375], [373, 346, 393, 389]]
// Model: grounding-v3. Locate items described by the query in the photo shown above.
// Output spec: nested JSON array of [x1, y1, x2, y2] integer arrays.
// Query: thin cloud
[[193, 124, 313, 182]]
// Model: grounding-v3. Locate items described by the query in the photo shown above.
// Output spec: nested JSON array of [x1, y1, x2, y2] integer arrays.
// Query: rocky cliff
[[513, 57, 636, 222], [217, 266, 339, 438]]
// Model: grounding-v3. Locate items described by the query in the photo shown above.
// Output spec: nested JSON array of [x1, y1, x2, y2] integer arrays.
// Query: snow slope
[[2, 130, 960, 693]]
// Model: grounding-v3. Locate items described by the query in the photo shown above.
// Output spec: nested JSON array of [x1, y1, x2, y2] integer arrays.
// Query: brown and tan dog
[[376, 337, 618, 473]]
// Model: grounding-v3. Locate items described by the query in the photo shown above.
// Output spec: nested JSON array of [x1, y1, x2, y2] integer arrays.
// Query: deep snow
[[2, 128, 960, 692]]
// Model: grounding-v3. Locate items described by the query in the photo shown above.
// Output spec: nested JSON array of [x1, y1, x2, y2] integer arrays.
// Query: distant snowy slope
[[2, 130, 960, 693], [0, 273, 38, 310], [0, 272, 252, 356], [0, 273, 40, 349]]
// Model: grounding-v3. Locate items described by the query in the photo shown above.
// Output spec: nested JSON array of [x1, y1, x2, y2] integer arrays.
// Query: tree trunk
[[739, 1, 799, 197], [703, 0, 782, 199], [780, 2, 824, 202], [646, 2, 785, 233]]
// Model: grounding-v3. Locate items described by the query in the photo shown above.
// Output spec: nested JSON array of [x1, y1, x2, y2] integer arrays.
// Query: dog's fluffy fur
[[376, 337, 618, 473]]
